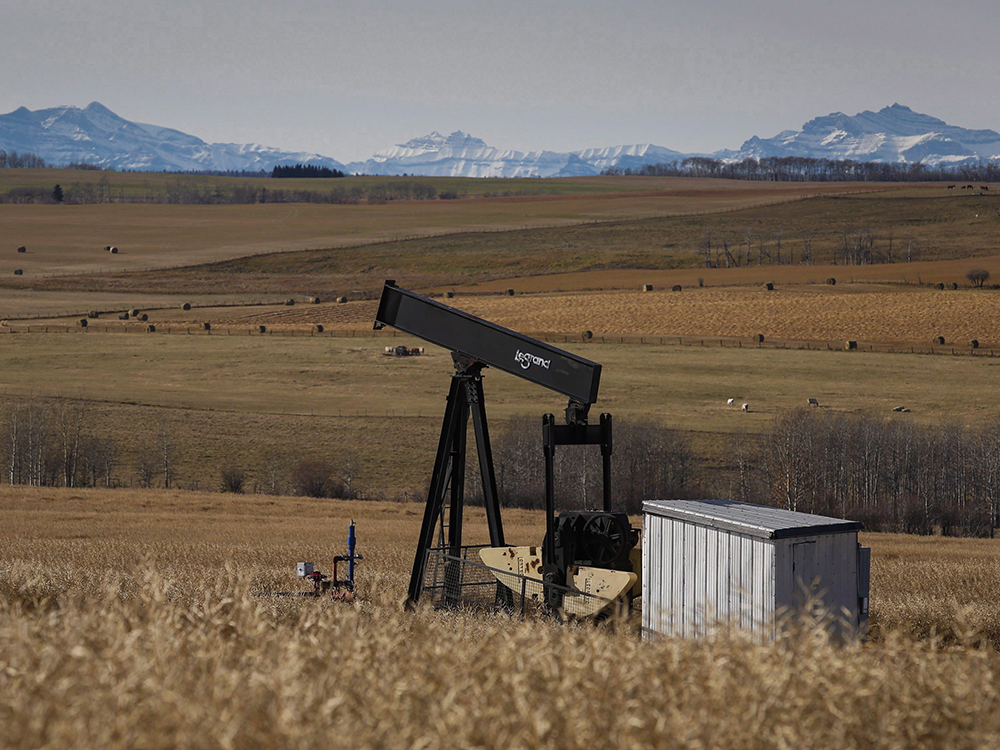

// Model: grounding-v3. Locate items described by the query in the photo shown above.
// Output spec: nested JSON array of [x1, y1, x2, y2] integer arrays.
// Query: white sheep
[[727, 398, 735, 406]]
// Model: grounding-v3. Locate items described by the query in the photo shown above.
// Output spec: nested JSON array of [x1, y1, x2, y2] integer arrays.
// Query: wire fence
[[0, 322, 993, 359]]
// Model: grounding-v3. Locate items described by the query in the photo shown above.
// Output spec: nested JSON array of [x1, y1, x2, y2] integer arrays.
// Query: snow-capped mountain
[[345, 130, 686, 177], [729, 104, 1000, 166], [2, 101, 998, 176], [0, 102, 346, 172]]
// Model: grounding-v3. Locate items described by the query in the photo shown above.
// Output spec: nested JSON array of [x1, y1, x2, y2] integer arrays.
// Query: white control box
[[296, 562, 315, 578]]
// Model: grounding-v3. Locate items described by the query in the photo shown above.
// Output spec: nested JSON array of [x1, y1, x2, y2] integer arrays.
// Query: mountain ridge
[[2, 102, 999, 176], [0, 102, 346, 173]]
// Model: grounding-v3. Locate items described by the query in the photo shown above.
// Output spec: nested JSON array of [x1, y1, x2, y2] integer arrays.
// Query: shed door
[[792, 541, 818, 609]]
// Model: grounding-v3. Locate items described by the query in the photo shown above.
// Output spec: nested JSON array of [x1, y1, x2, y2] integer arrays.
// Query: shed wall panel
[[672, 518, 685, 634], [644, 502, 861, 641]]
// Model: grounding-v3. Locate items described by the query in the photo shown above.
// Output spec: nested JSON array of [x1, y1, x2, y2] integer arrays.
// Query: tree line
[[0, 178, 452, 205], [603, 156, 1000, 183], [733, 409, 1000, 537], [0, 399, 368, 499], [465, 415, 699, 514], [0, 150, 47, 169], [271, 163, 345, 178]]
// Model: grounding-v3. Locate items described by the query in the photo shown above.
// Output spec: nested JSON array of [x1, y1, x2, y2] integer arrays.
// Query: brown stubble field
[[156, 284, 1000, 348], [0, 177, 857, 280], [7, 183, 995, 308], [4, 486, 1000, 748]]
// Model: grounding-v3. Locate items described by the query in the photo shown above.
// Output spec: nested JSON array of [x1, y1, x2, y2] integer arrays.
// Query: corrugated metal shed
[[642, 499, 869, 641], [644, 499, 864, 540]]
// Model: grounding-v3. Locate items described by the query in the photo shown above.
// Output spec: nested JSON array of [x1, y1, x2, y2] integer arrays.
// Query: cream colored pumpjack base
[[479, 546, 637, 618]]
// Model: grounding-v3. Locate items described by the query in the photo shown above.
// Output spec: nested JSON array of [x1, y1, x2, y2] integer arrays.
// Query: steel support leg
[[406, 376, 465, 607]]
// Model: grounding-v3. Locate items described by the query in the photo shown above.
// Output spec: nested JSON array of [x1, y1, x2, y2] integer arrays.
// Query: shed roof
[[643, 499, 863, 540]]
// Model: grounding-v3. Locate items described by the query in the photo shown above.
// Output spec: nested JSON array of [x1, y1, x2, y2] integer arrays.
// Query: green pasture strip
[[1, 331, 994, 427]]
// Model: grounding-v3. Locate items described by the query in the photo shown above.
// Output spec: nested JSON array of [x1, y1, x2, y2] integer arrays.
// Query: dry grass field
[[2, 330, 1000, 495], [6, 177, 1000, 746], [3, 486, 1000, 748], [436, 285, 1000, 347], [0, 178, 855, 281], [10, 185, 994, 308], [454, 254, 1000, 294], [151, 284, 1000, 348]]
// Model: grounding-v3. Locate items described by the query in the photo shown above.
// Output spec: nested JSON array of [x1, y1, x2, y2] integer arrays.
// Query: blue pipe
[[348, 520, 357, 585]]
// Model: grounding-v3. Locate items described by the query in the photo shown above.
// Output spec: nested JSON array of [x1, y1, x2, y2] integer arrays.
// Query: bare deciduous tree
[[967, 268, 990, 288]]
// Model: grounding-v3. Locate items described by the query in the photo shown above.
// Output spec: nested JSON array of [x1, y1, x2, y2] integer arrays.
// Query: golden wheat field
[[3, 486, 1000, 749]]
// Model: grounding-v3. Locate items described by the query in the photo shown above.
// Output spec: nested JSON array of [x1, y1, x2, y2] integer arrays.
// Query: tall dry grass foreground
[[4, 488, 1000, 748], [2, 564, 999, 749]]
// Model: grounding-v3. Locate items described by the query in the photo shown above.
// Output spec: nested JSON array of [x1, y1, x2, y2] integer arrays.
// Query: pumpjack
[[374, 281, 640, 617]]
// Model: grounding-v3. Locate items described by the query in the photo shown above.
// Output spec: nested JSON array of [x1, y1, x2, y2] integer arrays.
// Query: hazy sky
[[3, 0, 999, 162]]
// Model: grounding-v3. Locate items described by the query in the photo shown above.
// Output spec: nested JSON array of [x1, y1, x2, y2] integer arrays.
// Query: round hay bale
[[934, 335, 945, 345], [846, 340, 858, 350], [258, 325, 267, 334], [146, 324, 156, 333], [313, 324, 324, 333], [104, 246, 111, 252], [445, 291, 455, 299], [754, 333, 765, 344], [202, 322, 211, 331], [309, 296, 321, 304], [128, 308, 139, 317], [971, 339, 980, 349], [935, 282, 945, 290], [950, 282, 959, 290], [119, 312, 129, 320], [825, 277, 836, 286], [641, 284, 653, 292], [582, 330, 593, 340], [78, 318, 88, 328], [763, 282, 774, 291], [17, 246, 26, 253], [139, 314, 148, 322], [284, 298, 295, 306], [505, 289, 515, 296], [336, 296, 347, 304], [181, 302, 191, 311], [87, 311, 99, 319], [671, 284, 682, 292], [13, 269, 23, 276], [110, 247, 118, 254]]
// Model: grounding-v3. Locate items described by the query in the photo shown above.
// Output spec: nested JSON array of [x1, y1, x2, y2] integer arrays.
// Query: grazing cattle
[[968, 185, 975, 189], [947, 185, 956, 189], [982, 186, 990, 191], [727, 398, 735, 406], [741, 403, 749, 412], [807, 398, 819, 406]]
